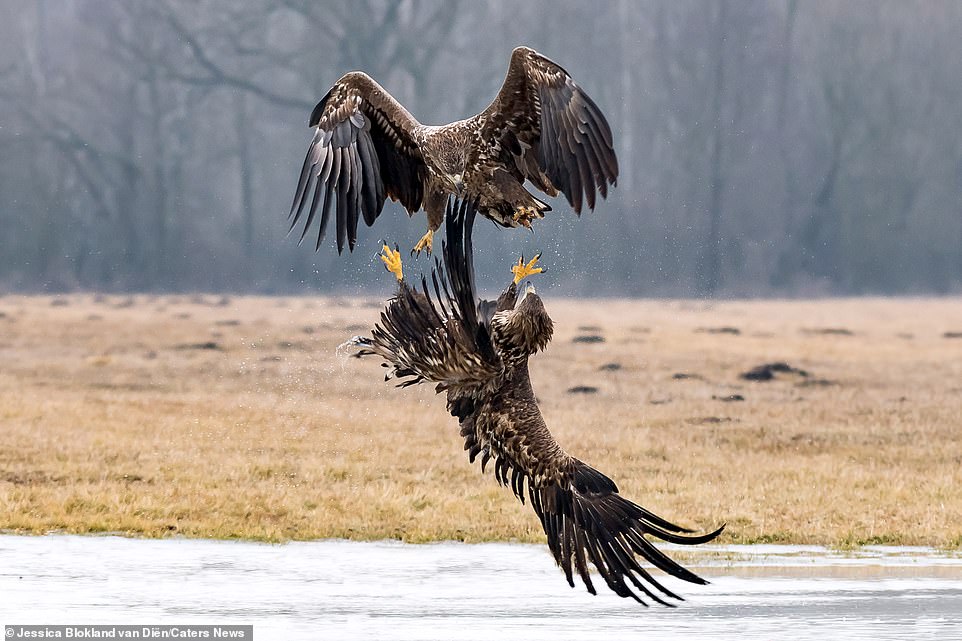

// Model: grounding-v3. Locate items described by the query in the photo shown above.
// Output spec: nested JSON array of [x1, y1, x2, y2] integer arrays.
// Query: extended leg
[[512, 206, 539, 229], [512, 203, 547, 229], [512, 253, 543, 284], [412, 229, 433, 256], [380, 244, 404, 281], [413, 197, 446, 256]]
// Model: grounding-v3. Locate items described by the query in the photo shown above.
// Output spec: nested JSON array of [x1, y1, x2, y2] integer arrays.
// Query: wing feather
[[449, 377, 723, 606], [474, 47, 619, 215], [316, 157, 337, 251], [349, 143, 364, 246], [352, 198, 503, 391], [290, 72, 427, 253], [290, 139, 316, 223], [357, 131, 381, 225], [450, 353, 723, 606], [296, 167, 323, 244]]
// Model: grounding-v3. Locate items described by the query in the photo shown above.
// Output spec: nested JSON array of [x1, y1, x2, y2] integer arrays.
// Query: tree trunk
[[236, 92, 255, 267], [147, 69, 169, 287], [696, 0, 728, 296]]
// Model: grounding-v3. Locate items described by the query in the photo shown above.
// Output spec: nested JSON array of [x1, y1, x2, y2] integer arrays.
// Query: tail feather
[[529, 460, 724, 606]]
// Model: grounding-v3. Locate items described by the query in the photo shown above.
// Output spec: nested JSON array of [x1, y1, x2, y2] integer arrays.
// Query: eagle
[[351, 198, 723, 606], [289, 46, 618, 255]]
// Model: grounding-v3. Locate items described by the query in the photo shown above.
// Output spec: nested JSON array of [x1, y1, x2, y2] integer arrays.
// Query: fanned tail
[[529, 460, 724, 607]]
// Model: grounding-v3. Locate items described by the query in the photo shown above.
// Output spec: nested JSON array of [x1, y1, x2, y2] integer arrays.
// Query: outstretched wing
[[458, 390, 724, 606], [473, 46, 619, 214], [289, 72, 427, 253], [529, 459, 725, 606], [353, 198, 502, 391]]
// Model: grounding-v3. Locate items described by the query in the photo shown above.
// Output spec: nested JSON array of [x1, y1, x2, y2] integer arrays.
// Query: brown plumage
[[290, 47, 618, 254], [351, 199, 723, 606]]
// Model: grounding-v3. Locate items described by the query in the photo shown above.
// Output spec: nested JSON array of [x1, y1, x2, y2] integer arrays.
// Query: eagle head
[[492, 282, 554, 358]]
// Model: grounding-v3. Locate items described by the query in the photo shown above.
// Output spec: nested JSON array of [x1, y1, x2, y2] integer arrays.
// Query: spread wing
[[289, 72, 427, 253], [529, 458, 725, 606], [474, 46, 619, 214], [458, 381, 724, 606], [352, 198, 502, 391]]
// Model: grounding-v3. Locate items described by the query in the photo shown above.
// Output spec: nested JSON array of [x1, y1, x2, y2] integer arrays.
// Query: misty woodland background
[[1, 1, 960, 296]]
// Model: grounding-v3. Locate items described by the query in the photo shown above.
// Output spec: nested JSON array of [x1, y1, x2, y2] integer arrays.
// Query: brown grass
[[1, 293, 961, 547]]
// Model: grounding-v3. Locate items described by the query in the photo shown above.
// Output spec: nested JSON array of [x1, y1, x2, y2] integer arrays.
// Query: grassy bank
[[1, 294, 961, 547]]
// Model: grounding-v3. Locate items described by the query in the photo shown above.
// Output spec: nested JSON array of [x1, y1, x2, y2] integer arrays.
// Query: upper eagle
[[289, 46, 619, 255], [351, 198, 722, 606]]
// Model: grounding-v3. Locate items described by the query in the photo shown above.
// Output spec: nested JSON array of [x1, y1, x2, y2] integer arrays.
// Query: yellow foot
[[380, 244, 403, 281], [512, 254, 543, 284], [412, 229, 434, 256], [512, 205, 541, 229]]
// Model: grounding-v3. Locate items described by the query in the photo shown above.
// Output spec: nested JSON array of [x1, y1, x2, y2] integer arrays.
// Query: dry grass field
[[1, 292, 961, 548]]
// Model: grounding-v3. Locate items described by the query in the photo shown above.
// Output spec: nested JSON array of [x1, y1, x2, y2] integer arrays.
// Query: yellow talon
[[412, 229, 434, 256], [380, 244, 403, 281], [512, 254, 543, 284]]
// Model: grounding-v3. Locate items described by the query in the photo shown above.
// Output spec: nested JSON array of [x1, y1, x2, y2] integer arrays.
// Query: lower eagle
[[351, 198, 723, 606]]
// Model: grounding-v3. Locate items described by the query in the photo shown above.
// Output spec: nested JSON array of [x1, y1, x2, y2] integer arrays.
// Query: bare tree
[[1, 0, 960, 295]]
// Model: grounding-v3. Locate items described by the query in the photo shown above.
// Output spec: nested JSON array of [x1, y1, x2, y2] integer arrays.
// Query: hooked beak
[[516, 281, 536, 308], [450, 175, 465, 196]]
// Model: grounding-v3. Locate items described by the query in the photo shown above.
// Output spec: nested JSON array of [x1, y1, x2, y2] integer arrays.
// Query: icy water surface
[[1, 536, 960, 640]]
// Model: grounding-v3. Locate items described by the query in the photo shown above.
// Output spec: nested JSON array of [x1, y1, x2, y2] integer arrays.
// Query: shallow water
[[1, 536, 960, 640]]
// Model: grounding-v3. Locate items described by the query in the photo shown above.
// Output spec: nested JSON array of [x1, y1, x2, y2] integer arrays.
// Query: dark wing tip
[[701, 523, 727, 543], [530, 464, 720, 605], [294, 74, 426, 254], [309, 88, 333, 127], [527, 68, 618, 215]]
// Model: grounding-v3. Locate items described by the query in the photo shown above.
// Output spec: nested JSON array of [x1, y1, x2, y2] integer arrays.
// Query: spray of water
[[334, 336, 365, 371]]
